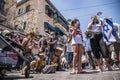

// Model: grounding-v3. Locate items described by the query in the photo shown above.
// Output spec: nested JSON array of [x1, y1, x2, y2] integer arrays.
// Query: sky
[[50, 0, 120, 34]]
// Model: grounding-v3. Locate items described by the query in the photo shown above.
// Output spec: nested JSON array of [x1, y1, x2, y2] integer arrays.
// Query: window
[[18, 8, 23, 15], [18, 9, 21, 15], [0, 0, 5, 9], [26, 5, 30, 12], [48, 13, 53, 18], [45, 5, 54, 18], [14, 25, 18, 30], [22, 21, 28, 29]]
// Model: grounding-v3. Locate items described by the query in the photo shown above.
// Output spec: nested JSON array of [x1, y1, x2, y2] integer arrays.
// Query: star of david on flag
[[100, 18, 116, 43]]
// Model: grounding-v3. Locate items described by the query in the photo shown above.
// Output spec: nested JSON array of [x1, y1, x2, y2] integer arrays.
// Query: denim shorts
[[66, 52, 73, 64], [33, 55, 38, 60]]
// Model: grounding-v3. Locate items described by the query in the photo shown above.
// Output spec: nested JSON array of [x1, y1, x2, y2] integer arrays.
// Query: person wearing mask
[[46, 32, 57, 65], [87, 16, 112, 72]]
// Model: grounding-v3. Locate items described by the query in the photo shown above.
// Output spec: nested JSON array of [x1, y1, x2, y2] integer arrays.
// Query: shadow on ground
[[0, 75, 33, 80]]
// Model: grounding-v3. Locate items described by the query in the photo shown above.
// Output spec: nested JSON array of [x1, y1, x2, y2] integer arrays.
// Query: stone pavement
[[0, 69, 120, 80]]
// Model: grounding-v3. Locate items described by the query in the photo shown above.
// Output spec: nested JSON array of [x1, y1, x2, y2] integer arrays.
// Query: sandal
[[70, 71, 76, 74], [70, 69, 76, 74], [77, 71, 86, 74]]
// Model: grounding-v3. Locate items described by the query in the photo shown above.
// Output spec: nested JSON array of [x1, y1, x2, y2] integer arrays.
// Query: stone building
[[13, 0, 68, 36], [0, 0, 6, 22], [0, 0, 16, 27]]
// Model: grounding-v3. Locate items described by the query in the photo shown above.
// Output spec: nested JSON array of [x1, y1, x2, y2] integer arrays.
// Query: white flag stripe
[[100, 18, 116, 42]]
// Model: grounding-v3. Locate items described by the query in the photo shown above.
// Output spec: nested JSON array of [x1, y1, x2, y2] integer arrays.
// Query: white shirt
[[66, 42, 73, 52], [88, 23, 102, 33], [32, 47, 39, 55]]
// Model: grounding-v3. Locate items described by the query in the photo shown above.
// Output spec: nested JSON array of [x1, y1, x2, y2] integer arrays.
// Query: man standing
[[87, 16, 112, 72], [46, 32, 57, 65]]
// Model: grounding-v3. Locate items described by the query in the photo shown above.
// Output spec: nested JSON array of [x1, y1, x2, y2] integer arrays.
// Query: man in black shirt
[[46, 32, 57, 65]]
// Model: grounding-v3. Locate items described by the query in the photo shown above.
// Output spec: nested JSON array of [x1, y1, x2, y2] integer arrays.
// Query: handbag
[[42, 64, 57, 74]]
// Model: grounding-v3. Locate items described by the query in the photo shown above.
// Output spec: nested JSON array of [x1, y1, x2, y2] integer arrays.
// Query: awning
[[55, 12, 68, 25], [0, 24, 14, 32], [54, 27, 65, 35], [45, 5, 55, 14], [44, 22, 56, 32]]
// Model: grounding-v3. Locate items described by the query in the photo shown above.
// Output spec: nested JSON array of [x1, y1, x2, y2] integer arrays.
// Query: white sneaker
[[107, 65, 113, 71], [103, 65, 113, 71], [96, 68, 102, 72]]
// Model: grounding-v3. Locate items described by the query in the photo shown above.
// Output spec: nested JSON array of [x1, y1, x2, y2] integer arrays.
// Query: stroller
[[0, 33, 31, 78]]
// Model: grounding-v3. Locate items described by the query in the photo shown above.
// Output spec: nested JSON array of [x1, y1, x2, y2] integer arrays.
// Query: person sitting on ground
[[31, 41, 41, 72]]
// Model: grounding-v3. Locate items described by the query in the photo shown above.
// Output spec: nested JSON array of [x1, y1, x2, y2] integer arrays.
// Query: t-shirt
[[48, 36, 57, 52], [32, 47, 39, 55], [66, 42, 73, 52], [88, 23, 101, 33]]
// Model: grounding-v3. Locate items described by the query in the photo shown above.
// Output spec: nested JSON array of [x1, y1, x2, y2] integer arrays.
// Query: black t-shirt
[[48, 37, 57, 52]]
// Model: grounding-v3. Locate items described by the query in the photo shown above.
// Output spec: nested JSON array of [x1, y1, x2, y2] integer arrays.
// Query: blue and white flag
[[100, 18, 116, 43]]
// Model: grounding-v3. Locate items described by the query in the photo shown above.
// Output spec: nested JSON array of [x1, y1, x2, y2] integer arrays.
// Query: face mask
[[50, 36, 54, 38]]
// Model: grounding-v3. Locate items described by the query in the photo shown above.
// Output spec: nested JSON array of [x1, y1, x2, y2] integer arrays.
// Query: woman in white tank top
[[69, 19, 84, 74], [71, 28, 83, 45]]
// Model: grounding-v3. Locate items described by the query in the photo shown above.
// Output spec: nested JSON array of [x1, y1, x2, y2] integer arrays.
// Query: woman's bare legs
[[77, 44, 83, 73], [30, 60, 37, 70], [71, 44, 78, 73]]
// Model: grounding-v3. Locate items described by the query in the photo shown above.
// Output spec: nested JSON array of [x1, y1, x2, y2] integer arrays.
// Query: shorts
[[33, 55, 39, 60]]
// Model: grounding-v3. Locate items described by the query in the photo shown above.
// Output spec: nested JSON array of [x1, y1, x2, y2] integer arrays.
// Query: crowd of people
[[0, 15, 120, 75]]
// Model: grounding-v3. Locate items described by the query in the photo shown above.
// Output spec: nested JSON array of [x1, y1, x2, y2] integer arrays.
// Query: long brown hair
[[70, 18, 80, 29], [71, 19, 77, 27]]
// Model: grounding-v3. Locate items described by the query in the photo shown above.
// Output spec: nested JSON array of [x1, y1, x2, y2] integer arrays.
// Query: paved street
[[0, 69, 120, 80]]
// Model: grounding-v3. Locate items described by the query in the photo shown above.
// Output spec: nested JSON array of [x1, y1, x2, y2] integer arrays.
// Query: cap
[[50, 32, 55, 35]]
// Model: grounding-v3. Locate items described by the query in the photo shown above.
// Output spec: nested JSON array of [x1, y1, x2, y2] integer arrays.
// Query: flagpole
[[96, 12, 102, 17]]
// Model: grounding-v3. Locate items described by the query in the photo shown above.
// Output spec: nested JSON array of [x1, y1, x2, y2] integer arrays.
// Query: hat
[[2, 30, 10, 36], [50, 32, 55, 35]]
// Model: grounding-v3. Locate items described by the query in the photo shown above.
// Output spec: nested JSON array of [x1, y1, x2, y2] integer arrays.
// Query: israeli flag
[[100, 18, 117, 43]]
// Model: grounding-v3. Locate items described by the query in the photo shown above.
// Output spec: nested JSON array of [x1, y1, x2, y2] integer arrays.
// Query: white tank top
[[70, 28, 83, 45]]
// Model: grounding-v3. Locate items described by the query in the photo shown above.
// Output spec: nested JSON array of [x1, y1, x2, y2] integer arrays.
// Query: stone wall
[[13, 0, 68, 36], [1, 0, 17, 26]]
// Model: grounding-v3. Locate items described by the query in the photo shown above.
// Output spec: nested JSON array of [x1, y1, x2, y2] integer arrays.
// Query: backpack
[[42, 64, 57, 74]]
